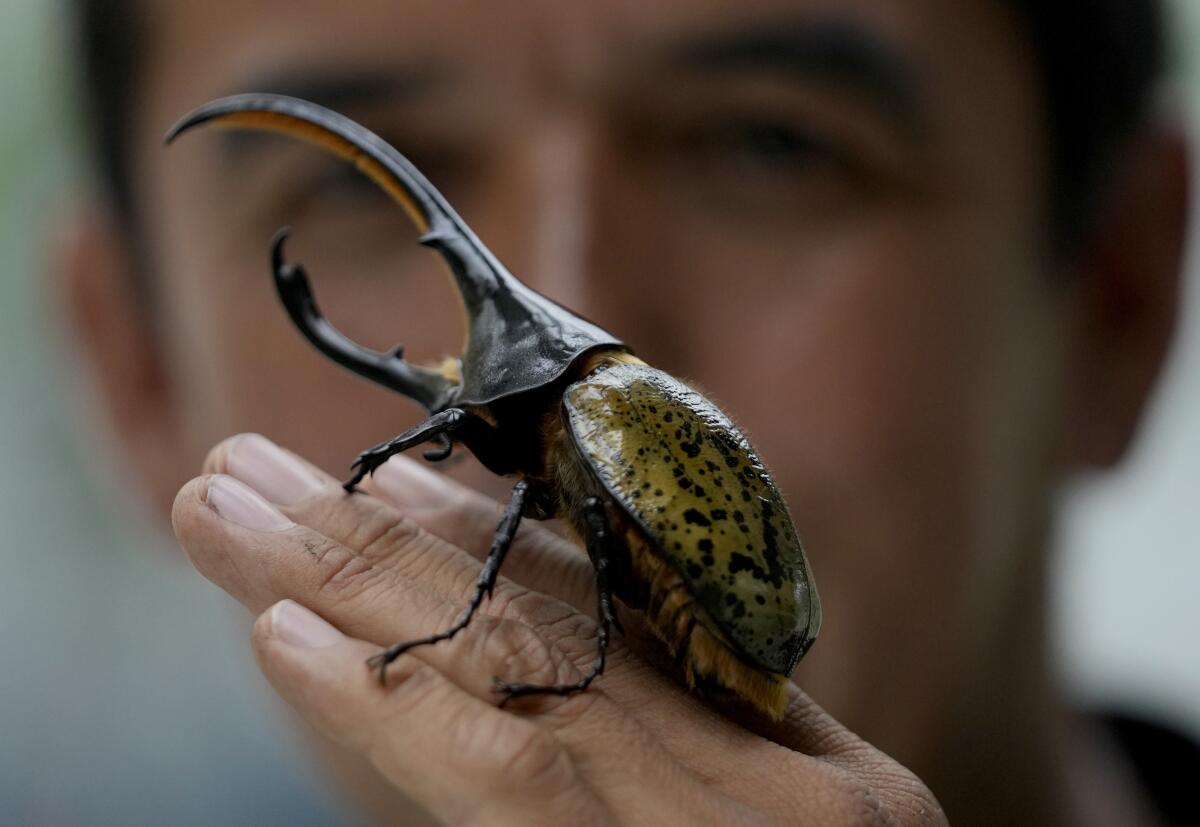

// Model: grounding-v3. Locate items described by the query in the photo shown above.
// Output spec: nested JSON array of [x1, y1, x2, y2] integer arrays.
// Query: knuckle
[[303, 536, 391, 605], [478, 616, 564, 686], [361, 663, 442, 757], [821, 773, 945, 827], [357, 516, 426, 566], [337, 505, 459, 584], [470, 717, 575, 795], [501, 727, 575, 793]]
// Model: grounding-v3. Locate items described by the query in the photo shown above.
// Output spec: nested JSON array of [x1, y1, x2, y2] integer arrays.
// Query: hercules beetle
[[167, 94, 820, 718]]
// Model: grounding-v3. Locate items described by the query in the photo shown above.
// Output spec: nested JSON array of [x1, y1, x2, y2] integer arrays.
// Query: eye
[[300, 162, 392, 212], [645, 112, 853, 220], [685, 119, 830, 177]]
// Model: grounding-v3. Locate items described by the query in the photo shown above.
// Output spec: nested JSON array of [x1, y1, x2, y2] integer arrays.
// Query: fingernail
[[228, 434, 325, 506], [269, 599, 343, 648], [206, 474, 295, 532], [372, 455, 455, 508]]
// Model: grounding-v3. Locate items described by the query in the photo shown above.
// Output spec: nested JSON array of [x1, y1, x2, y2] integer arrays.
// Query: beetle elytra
[[167, 94, 820, 718]]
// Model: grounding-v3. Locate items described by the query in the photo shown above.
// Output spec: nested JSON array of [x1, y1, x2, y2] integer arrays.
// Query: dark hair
[[71, 0, 1166, 254], [1013, 0, 1167, 250], [73, 0, 143, 222]]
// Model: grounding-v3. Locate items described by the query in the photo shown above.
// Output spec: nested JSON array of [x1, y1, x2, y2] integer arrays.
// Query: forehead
[[137, 0, 1032, 112]]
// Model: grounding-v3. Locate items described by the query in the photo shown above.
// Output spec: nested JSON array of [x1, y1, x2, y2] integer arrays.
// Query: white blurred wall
[[1055, 0, 1200, 733]]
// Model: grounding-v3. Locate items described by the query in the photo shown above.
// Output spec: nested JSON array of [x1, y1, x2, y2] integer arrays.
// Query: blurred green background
[[1, 1, 1197, 824]]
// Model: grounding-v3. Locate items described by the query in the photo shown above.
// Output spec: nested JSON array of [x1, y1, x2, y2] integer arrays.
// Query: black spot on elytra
[[678, 477, 693, 490], [729, 553, 756, 575], [692, 485, 706, 498], [664, 412, 674, 423], [697, 538, 713, 552], [755, 595, 766, 605], [733, 510, 745, 523], [701, 554, 715, 567], [724, 455, 739, 469], [654, 489, 664, 497], [710, 509, 727, 521], [683, 508, 711, 527], [741, 490, 752, 503], [687, 563, 703, 579]]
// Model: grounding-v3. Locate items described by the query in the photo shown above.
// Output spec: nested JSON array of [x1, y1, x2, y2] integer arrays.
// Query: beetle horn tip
[[163, 107, 208, 145], [270, 227, 293, 269]]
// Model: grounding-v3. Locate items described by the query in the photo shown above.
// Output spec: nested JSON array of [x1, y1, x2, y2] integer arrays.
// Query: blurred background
[[1, 1, 1197, 825]]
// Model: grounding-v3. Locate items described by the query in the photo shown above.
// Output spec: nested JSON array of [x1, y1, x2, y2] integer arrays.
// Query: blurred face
[[114, 0, 1077, 757]]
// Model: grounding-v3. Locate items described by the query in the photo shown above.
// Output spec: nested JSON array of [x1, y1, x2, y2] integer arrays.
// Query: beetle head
[[167, 94, 625, 411]]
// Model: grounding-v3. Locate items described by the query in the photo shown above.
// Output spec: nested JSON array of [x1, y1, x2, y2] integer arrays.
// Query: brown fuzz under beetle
[[167, 94, 820, 718]]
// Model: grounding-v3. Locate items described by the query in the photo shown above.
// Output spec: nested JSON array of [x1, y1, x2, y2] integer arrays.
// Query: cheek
[[642, 214, 1056, 705]]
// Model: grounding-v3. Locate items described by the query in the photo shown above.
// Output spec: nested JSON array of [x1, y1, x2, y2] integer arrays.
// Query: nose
[[512, 117, 596, 312], [472, 114, 686, 370]]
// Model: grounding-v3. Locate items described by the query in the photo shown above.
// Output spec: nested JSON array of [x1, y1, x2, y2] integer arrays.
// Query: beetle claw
[[366, 651, 392, 686], [422, 433, 454, 462]]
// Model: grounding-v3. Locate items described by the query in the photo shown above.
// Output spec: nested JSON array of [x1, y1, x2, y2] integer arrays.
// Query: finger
[[203, 433, 562, 617], [252, 599, 613, 827], [172, 474, 604, 701], [364, 455, 597, 612], [720, 684, 945, 824], [205, 434, 595, 612]]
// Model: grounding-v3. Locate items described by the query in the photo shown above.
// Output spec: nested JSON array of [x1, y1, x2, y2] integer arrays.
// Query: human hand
[[172, 434, 945, 827]]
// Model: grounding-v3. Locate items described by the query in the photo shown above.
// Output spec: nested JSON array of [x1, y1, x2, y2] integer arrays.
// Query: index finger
[[204, 433, 596, 612]]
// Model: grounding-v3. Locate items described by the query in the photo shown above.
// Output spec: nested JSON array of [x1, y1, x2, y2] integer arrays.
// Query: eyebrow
[[213, 66, 447, 162], [657, 18, 921, 137]]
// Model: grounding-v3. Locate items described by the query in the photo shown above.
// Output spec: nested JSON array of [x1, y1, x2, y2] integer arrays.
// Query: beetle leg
[[366, 479, 530, 684], [344, 408, 466, 491], [422, 432, 454, 462], [494, 496, 618, 706]]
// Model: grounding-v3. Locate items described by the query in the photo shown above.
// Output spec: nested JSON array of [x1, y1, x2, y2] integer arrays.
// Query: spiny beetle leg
[[367, 479, 531, 686], [495, 497, 618, 706], [344, 408, 466, 491]]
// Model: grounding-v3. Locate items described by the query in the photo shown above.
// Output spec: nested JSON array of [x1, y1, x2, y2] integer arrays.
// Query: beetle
[[167, 94, 820, 718]]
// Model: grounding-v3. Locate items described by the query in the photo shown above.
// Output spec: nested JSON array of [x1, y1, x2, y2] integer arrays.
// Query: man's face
[[119, 0, 1070, 752]]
